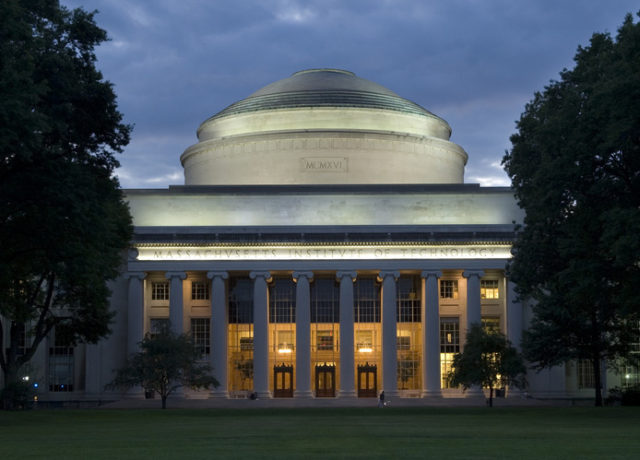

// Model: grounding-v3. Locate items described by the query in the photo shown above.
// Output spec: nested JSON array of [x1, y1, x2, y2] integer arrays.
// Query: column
[[126, 272, 147, 356], [166, 272, 187, 334], [379, 270, 400, 397], [463, 270, 485, 329], [208, 271, 229, 398], [250, 271, 271, 398], [463, 270, 485, 398], [293, 271, 313, 398], [125, 272, 146, 399], [337, 271, 357, 398], [421, 270, 442, 397], [506, 279, 522, 351]]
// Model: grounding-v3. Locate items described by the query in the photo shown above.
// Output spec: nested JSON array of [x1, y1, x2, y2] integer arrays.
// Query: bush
[[1, 380, 35, 410]]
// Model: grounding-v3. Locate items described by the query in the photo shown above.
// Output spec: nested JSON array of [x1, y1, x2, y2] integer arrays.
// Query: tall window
[[397, 276, 421, 322], [229, 278, 253, 324], [481, 280, 499, 299], [191, 318, 210, 356], [228, 277, 254, 393], [49, 329, 74, 392], [191, 281, 210, 300], [269, 278, 296, 323], [354, 277, 380, 323], [440, 317, 460, 388], [149, 318, 169, 337], [578, 360, 595, 389], [482, 317, 500, 333], [311, 277, 339, 323], [152, 281, 170, 301], [440, 280, 459, 300]]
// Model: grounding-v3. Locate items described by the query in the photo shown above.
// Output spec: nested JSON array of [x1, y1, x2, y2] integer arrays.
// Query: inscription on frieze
[[301, 157, 348, 172]]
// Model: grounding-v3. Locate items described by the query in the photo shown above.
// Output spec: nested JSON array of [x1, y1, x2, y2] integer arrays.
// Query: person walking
[[378, 391, 385, 408]]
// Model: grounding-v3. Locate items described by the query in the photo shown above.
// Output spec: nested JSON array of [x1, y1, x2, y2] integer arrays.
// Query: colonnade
[[126, 268, 521, 398]]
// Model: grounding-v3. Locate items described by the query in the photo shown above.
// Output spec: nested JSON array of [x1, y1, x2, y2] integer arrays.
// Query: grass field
[[1, 407, 639, 459]]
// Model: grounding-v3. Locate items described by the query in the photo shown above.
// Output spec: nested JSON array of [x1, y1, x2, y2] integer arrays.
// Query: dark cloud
[[63, 0, 639, 187]]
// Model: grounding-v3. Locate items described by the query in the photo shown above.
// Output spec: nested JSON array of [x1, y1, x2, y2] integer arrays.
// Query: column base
[[209, 389, 229, 399], [421, 389, 443, 398], [294, 390, 314, 399], [338, 390, 357, 398], [254, 390, 272, 399]]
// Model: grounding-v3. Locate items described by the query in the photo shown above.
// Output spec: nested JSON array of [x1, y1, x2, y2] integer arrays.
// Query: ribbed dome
[[208, 69, 441, 122]]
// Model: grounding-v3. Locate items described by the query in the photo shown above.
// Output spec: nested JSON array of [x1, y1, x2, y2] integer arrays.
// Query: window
[[397, 276, 421, 322], [191, 281, 210, 300], [354, 277, 380, 323], [316, 330, 334, 351], [440, 317, 460, 388], [152, 281, 170, 301], [269, 278, 296, 323], [356, 330, 373, 353], [49, 329, 74, 392], [229, 277, 253, 324], [191, 318, 210, 356], [578, 360, 595, 389], [397, 335, 411, 351], [150, 318, 169, 337], [311, 277, 339, 323], [277, 331, 294, 353], [440, 280, 459, 300], [482, 317, 500, 333], [481, 280, 500, 299]]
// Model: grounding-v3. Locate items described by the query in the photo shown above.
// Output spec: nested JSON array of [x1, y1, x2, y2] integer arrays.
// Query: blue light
[[33, 383, 39, 388]]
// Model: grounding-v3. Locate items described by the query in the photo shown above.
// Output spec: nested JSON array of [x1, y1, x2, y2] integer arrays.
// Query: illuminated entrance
[[315, 363, 336, 397], [357, 363, 377, 397], [273, 363, 293, 397]]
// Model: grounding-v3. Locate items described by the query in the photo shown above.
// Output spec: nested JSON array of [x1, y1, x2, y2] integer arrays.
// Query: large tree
[[108, 324, 219, 409], [0, 0, 132, 407], [448, 324, 526, 407], [503, 13, 640, 406]]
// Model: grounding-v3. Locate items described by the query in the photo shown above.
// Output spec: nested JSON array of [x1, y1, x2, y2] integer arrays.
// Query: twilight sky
[[62, 0, 638, 189]]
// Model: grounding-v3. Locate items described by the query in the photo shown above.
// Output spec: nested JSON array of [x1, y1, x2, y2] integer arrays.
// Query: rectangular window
[[354, 277, 381, 323], [311, 277, 339, 323], [269, 278, 296, 323], [277, 330, 294, 353], [397, 335, 411, 351], [482, 317, 500, 333], [316, 330, 334, 351], [150, 318, 169, 337], [240, 336, 254, 351], [191, 318, 210, 356], [229, 277, 253, 324], [481, 280, 500, 299], [191, 281, 210, 300], [440, 317, 460, 389], [397, 276, 421, 322], [356, 330, 373, 353], [152, 282, 170, 301], [577, 360, 595, 389], [440, 280, 459, 300], [49, 330, 74, 392]]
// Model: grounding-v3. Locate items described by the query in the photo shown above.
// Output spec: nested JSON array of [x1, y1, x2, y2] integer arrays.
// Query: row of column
[[126, 269, 522, 399]]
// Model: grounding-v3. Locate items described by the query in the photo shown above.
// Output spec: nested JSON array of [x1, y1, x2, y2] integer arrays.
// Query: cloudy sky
[[62, 0, 638, 189]]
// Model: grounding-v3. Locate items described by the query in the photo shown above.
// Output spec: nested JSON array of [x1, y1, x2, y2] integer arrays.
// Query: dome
[[209, 69, 442, 121], [181, 69, 468, 186]]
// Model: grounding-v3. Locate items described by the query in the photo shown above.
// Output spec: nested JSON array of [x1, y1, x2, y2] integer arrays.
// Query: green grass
[[0, 407, 639, 459]]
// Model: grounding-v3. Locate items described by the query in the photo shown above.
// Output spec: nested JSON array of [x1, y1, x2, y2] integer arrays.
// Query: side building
[[4, 69, 635, 402]]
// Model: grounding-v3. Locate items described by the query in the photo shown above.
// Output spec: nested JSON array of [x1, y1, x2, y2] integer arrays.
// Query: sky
[[61, 0, 639, 189]]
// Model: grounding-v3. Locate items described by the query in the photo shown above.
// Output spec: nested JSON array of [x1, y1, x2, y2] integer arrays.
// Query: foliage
[[502, 13, 640, 406], [447, 324, 526, 407], [606, 385, 640, 406], [0, 0, 132, 404], [108, 324, 219, 409]]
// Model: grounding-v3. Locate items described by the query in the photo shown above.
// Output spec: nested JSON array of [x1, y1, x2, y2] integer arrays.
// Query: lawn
[[0, 407, 639, 459]]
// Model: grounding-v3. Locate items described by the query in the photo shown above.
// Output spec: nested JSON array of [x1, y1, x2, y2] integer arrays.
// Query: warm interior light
[[278, 348, 292, 354], [358, 347, 373, 353]]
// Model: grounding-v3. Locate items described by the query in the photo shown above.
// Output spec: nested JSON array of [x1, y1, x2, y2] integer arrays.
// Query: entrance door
[[273, 363, 294, 398], [315, 363, 336, 397], [357, 363, 377, 397]]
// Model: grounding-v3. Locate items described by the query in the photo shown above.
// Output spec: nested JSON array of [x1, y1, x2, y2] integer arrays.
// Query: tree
[[0, 1, 132, 408], [502, 13, 640, 406], [448, 324, 526, 407], [108, 324, 219, 409]]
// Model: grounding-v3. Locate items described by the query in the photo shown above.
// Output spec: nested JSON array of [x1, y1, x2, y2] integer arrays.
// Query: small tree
[[108, 324, 219, 409], [448, 324, 526, 407]]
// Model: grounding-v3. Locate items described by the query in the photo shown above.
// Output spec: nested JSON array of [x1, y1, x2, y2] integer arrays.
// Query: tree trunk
[[593, 356, 602, 407], [161, 395, 167, 409], [489, 386, 494, 407]]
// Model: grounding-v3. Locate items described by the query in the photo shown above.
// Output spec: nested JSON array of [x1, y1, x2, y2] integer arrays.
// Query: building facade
[[5, 69, 632, 402]]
